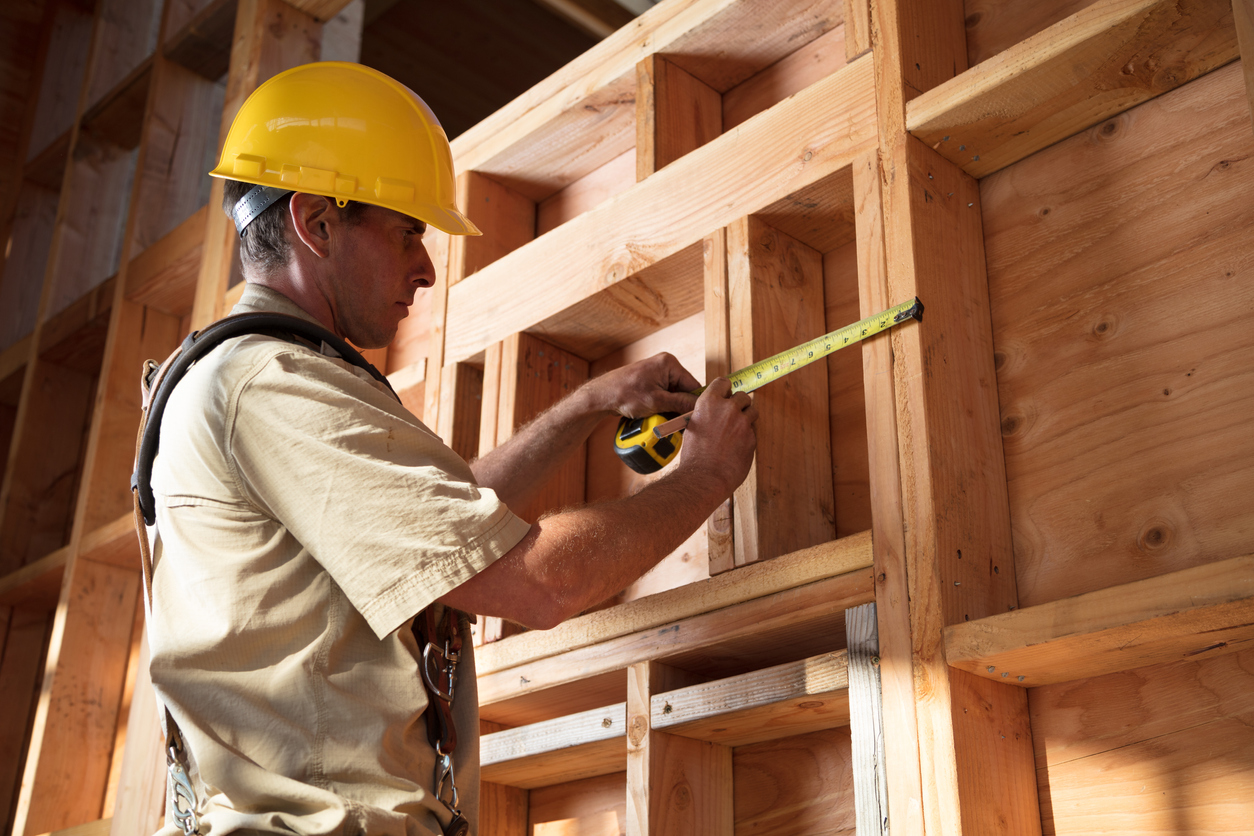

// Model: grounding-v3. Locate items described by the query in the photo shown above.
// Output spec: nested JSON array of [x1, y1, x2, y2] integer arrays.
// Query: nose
[[412, 241, 435, 288]]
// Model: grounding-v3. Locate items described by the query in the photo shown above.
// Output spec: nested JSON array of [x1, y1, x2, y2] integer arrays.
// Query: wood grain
[[477, 530, 871, 676], [727, 216, 835, 567], [529, 771, 625, 836], [963, 0, 1095, 67], [907, 0, 1240, 178], [981, 61, 1254, 606], [636, 54, 722, 181], [946, 554, 1254, 687], [653, 651, 850, 747], [723, 23, 848, 130], [479, 568, 873, 720], [443, 57, 877, 364], [481, 702, 627, 788], [1030, 648, 1254, 834], [732, 727, 856, 836], [823, 240, 870, 538], [1237, 0, 1254, 129]]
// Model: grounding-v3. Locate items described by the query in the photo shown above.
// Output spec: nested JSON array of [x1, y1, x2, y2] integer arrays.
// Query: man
[[144, 62, 756, 835]]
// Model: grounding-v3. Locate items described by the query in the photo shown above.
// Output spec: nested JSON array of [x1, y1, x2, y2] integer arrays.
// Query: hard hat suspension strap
[[232, 184, 292, 236]]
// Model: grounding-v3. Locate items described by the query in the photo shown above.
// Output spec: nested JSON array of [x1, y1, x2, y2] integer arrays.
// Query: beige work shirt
[[147, 284, 529, 835]]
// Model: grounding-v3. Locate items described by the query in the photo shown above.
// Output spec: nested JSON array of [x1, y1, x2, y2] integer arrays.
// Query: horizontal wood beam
[[478, 567, 874, 720], [450, 0, 845, 185], [652, 651, 850, 747], [478, 530, 872, 674], [906, 0, 1239, 178], [945, 554, 1254, 687], [79, 513, 138, 570], [481, 703, 627, 788], [445, 56, 875, 363], [0, 546, 67, 609]]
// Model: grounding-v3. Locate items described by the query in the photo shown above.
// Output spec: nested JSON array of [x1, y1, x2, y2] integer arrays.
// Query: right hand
[[676, 378, 758, 495]]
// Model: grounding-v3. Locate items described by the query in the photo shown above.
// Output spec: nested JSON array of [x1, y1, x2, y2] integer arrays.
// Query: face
[[324, 204, 435, 349]]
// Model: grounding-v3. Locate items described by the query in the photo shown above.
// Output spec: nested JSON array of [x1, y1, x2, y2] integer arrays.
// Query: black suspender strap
[[130, 311, 396, 527]]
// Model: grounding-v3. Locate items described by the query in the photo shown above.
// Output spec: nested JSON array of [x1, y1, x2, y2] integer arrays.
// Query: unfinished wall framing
[[0, 0, 1251, 834]]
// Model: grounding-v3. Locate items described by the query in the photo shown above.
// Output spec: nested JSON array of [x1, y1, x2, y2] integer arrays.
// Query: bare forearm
[[470, 385, 606, 509], [440, 464, 729, 628]]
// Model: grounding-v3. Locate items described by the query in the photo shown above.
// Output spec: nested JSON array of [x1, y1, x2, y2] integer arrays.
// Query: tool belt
[[131, 312, 468, 836]]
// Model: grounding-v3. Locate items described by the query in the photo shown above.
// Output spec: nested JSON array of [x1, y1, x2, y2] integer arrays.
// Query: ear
[[288, 192, 334, 258]]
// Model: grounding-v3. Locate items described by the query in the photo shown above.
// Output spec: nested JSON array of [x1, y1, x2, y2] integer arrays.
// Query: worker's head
[[209, 61, 479, 345]]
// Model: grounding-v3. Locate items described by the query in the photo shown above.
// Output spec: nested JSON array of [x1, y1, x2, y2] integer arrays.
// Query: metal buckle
[[421, 641, 457, 702]]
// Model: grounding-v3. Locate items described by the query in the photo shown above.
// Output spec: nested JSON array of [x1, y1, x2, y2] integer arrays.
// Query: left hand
[[586, 353, 702, 418]]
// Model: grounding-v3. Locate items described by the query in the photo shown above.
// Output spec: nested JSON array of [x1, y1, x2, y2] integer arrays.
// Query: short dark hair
[[222, 179, 368, 276]]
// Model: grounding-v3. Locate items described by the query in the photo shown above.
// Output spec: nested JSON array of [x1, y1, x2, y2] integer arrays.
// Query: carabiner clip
[[434, 746, 460, 811]]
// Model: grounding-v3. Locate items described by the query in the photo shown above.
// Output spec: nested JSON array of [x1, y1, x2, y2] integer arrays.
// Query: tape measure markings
[[728, 297, 922, 395]]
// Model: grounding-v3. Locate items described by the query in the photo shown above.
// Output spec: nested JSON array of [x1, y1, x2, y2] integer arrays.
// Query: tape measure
[[613, 296, 923, 474]]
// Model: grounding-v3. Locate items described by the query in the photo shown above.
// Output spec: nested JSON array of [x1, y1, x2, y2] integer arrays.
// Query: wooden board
[[732, 727, 856, 836], [0, 607, 52, 830], [963, 0, 1095, 66], [945, 554, 1254, 687], [443, 57, 877, 364], [1029, 648, 1254, 833], [822, 241, 870, 538], [477, 530, 871, 675], [723, 23, 848, 130], [478, 568, 874, 719], [83, 0, 162, 111], [653, 651, 850, 747], [636, 54, 722, 180], [125, 204, 207, 318], [727, 216, 835, 567], [0, 182, 59, 351], [0, 360, 97, 574], [481, 702, 627, 788], [907, 0, 1240, 178], [24, 1, 93, 164], [496, 332, 589, 524], [81, 302, 182, 534], [128, 59, 222, 256], [583, 312, 708, 607], [981, 61, 1254, 606], [451, 0, 844, 198], [16, 560, 140, 835], [1238, 0, 1254, 128], [529, 771, 625, 836], [537, 149, 634, 237]]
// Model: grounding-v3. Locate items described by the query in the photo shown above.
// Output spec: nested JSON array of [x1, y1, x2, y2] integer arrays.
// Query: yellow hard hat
[[209, 61, 480, 236]]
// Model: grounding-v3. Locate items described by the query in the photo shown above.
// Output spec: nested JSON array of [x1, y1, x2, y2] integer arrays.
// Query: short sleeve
[[224, 347, 530, 638]]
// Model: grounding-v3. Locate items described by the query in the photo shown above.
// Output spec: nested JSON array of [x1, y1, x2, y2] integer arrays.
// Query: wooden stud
[[844, 0, 872, 61], [102, 636, 164, 836], [436, 362, 484, 463], [443, 58, 878, 365], [0, 607, 53, 829], [846, 603, 889, 836], [15, 559, 141, 835], [495, 332, 589, 524], [626, 661, 727, 836], [702, 229, 735, 576], [852, 147, 926, 834], [188, 0, 321, 331], [726, 215, 835, 568], [636, 53, 722, 181]]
